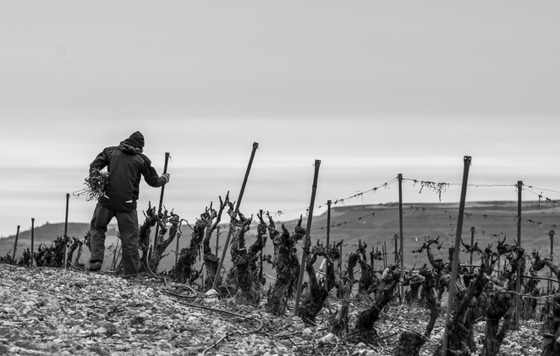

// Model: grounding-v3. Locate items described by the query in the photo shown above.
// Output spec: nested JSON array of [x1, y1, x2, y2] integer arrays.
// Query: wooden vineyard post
[[326, 200, 332, 248], [30, 218, 36, 267], [469, 226, 475, 272], [397, 173, 404, 300], [212, 142, 259, 290], [549, 230, 555, 293], [339, 243, 343, 276], [63, 193, 70, 270], [514, 180, 523, 329], [295, 159, 321, 311], [12, 225, 20, 263], [152, 152, 170, 259], [442, 155, 471, 355], [383, 241, 387, 268], [394, 234, 399, 264], [259, 221, 264, 282]]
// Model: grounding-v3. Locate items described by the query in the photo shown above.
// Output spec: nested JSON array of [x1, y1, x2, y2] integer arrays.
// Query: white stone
[[318, 333, 336, 344]]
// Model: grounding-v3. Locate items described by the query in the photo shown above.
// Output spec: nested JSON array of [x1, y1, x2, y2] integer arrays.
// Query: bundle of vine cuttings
[[74, 170, 109, 201]]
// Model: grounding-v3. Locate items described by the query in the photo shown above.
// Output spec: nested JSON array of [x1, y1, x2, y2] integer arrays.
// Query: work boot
[[88, 260, 103, 272]]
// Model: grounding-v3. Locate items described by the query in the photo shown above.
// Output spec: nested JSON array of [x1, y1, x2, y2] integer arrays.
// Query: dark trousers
[[89, 202, 139, 275]]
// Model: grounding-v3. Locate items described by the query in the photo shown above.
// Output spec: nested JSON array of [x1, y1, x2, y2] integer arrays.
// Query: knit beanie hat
[[124, 131, 145, 149]]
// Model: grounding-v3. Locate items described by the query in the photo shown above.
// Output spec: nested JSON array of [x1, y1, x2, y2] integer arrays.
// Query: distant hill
[[2, 201, 558, 273], [300, 200, 560, 269], [0, 222, 118, 266], [158, 200, 560, 274], [1, 222, 119, 242]]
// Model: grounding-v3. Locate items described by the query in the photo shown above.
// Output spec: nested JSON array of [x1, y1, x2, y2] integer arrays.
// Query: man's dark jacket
[[90, 144, 165, 212]]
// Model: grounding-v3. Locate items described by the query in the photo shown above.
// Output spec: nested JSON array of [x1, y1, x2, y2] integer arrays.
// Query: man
[[88, 131, 170, 275]]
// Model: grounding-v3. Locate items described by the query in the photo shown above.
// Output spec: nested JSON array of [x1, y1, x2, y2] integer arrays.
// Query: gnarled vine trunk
[[330, 252, 359, 337], [353, 266, 400, 342], [266, 218, 304, 316], [541, 258, 560, 355], [173, 219, 206, 283], [230, 213, 267, 305], [148, 212, 181, 273], [296, 251, 328, 324]]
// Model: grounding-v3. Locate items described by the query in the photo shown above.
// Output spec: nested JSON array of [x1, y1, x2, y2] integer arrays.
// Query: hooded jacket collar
[[119, 141, 143, 154]]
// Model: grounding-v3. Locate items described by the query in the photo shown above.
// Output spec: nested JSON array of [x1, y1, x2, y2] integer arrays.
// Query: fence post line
[[326, 200, 332, 248], [442, 155, 472, 355], [514, 180, 523, 329], [212, 142, 259, 290], [63, 193, 70, 270], [30, 218, 36, 267], [469, 226, 475, 273], [294, 159, 321, 311], [12, 225, 20, 263]]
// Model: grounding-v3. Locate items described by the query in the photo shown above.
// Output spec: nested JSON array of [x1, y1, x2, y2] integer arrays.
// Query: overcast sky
[[1, 1, 559, 235]]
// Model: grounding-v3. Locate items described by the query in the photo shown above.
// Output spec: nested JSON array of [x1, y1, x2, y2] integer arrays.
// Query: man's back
[[102, 145, 145, 209], [90, 132, 165, 212]]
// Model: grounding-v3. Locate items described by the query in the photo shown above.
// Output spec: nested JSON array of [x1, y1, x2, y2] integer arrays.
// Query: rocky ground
[[0, 264, 542, 355]]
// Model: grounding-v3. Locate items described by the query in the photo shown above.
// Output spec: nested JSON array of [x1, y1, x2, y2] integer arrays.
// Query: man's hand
[[161, 173, 171, 184]]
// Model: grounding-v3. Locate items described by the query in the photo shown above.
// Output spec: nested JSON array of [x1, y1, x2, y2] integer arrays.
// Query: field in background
[[1, 201, 559, 273]]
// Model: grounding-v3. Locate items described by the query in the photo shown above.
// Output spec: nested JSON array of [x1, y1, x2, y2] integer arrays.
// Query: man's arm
[[141, 156, 169, 187], [89, 148, 110, 174]]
